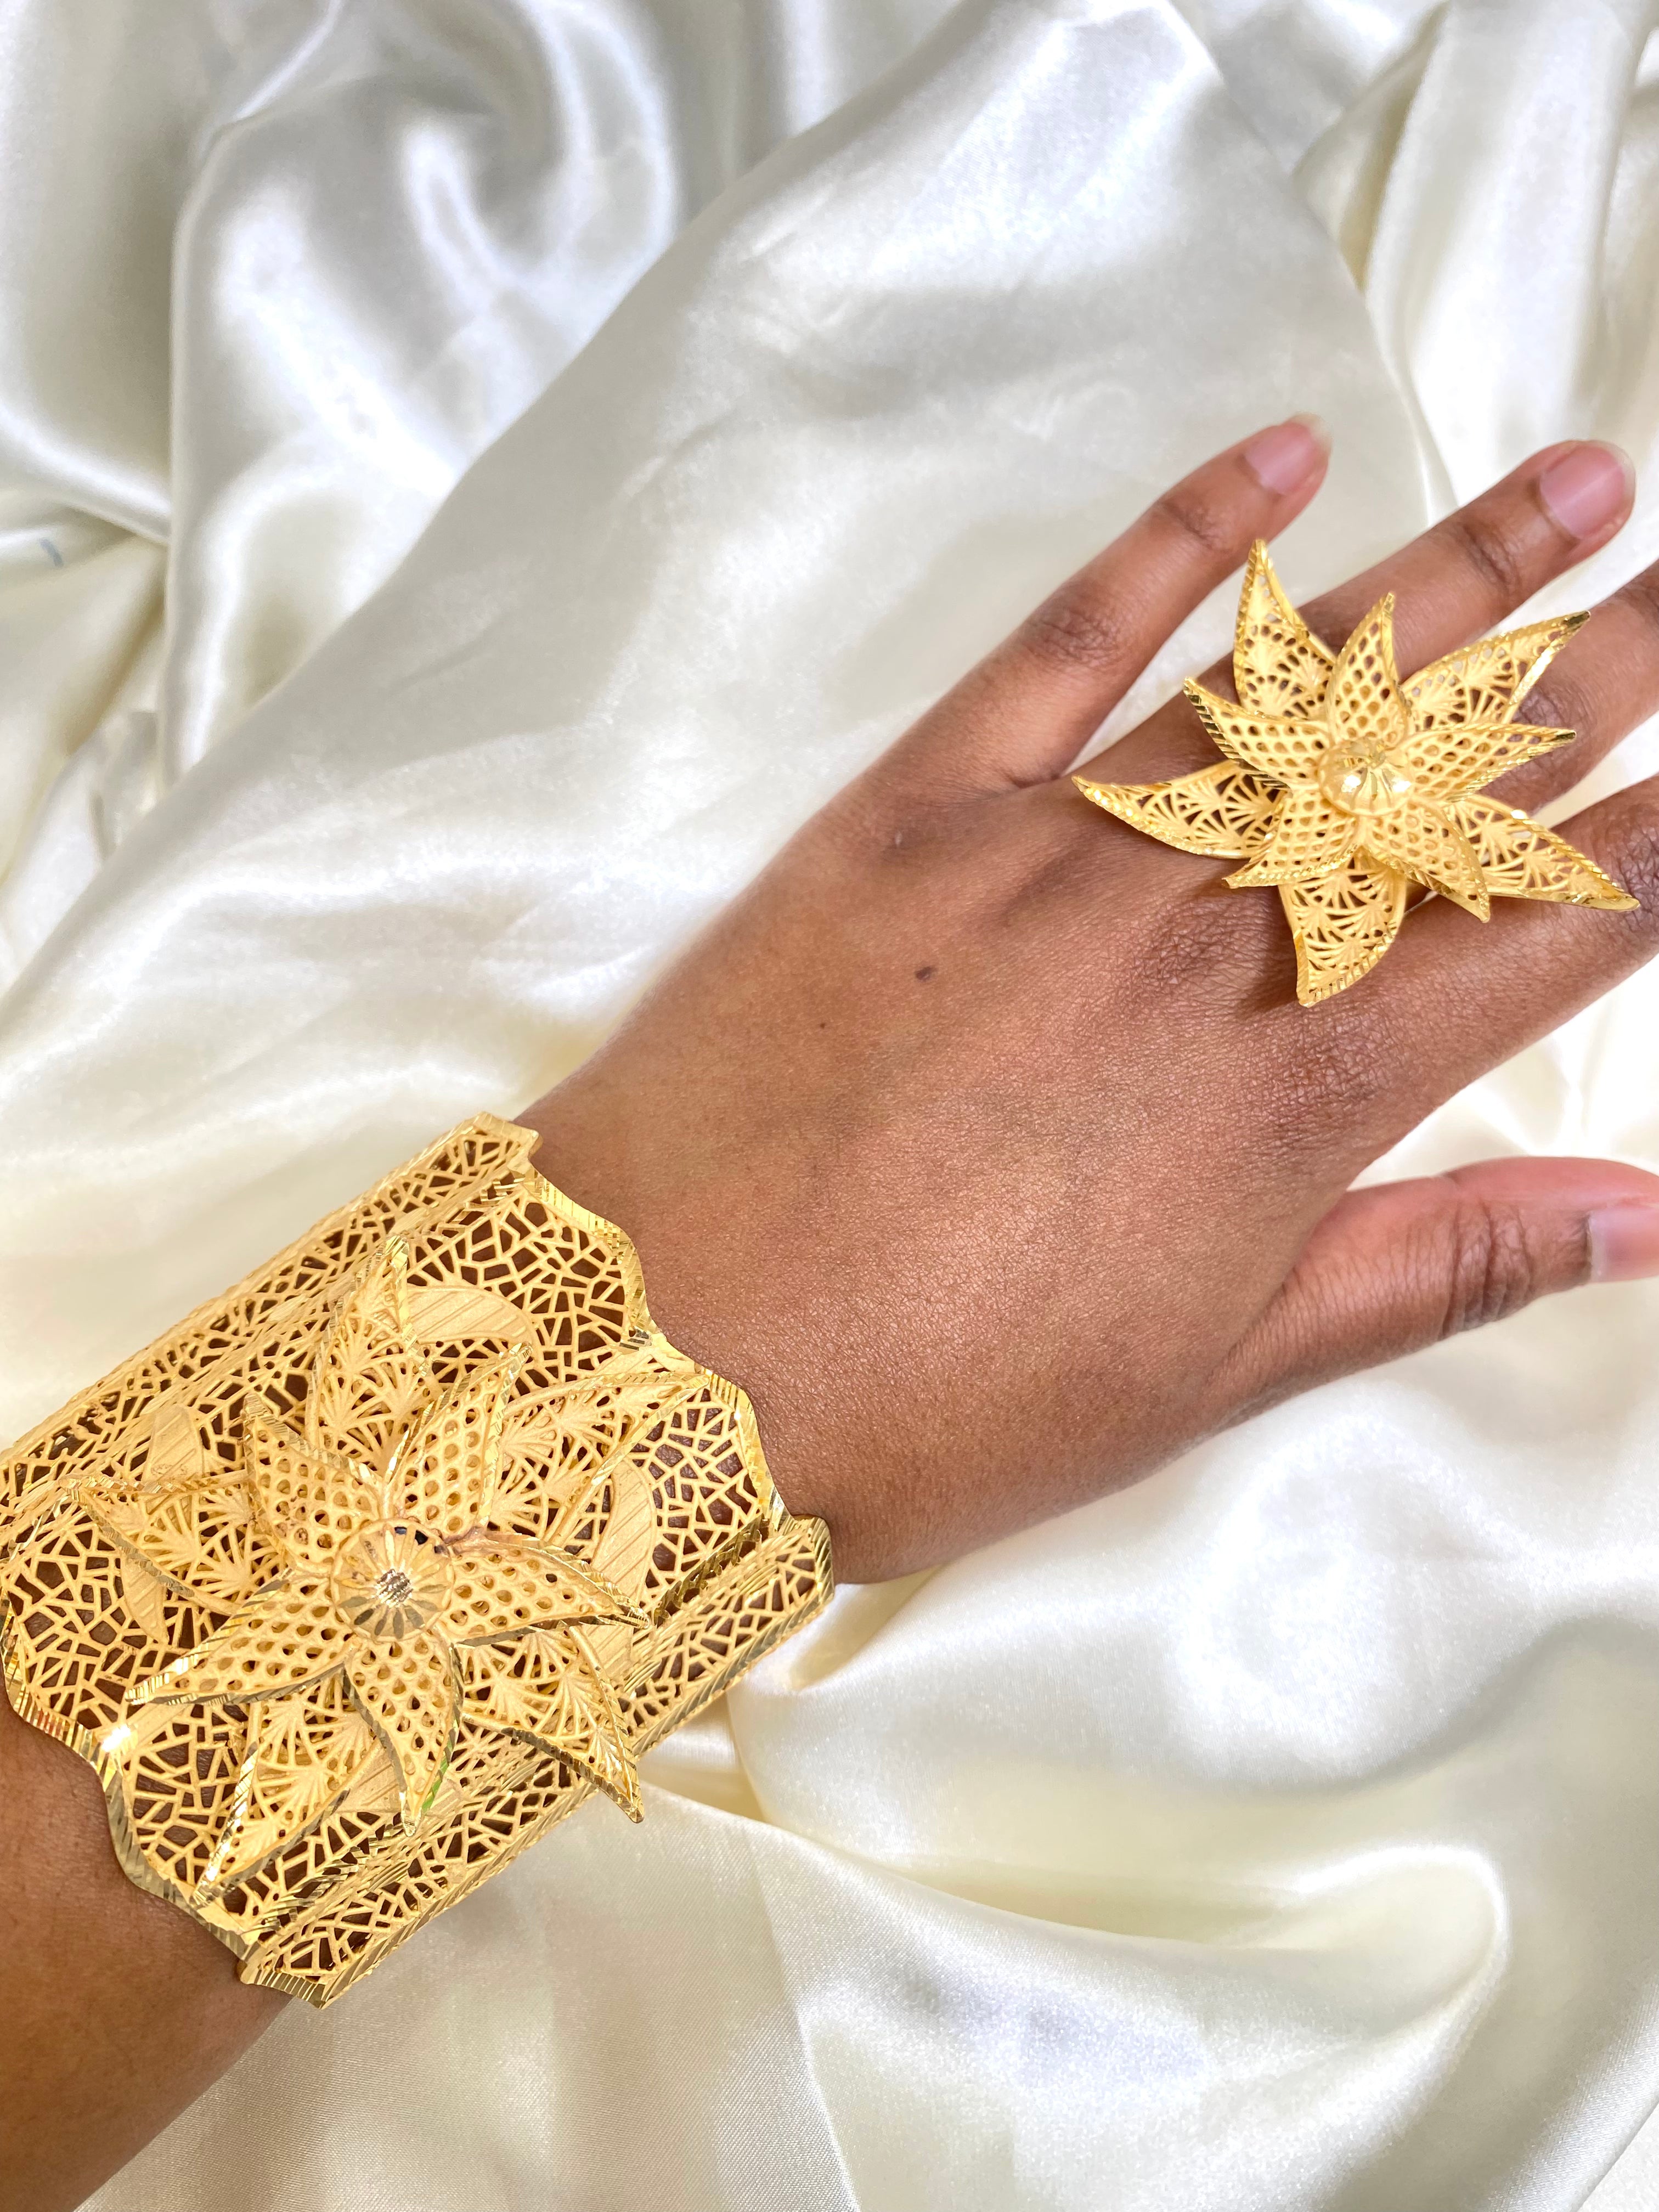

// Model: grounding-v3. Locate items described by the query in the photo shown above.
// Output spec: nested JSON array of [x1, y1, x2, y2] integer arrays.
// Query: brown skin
[[0, 1693, 286, 2209], [529, 427, 1659, 1576], [11, 428, 1659, 2208]]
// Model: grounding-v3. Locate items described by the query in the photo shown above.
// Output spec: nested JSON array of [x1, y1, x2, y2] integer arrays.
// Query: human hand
[[526, 424, 1659, 1579]]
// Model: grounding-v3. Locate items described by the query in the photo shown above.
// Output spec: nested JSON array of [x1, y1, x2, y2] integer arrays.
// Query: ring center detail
[[1317, 747, 1415, 818]]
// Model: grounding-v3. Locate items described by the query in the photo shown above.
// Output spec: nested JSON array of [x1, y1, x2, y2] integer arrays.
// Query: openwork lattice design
[[1072, 759, 1278, 859], [1074, 541, 1635, 1003], [0, 1117, 831, 2004]]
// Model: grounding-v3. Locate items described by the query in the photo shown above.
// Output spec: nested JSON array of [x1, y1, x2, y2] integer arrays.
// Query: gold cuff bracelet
[[0, 1115, 831, 2005]]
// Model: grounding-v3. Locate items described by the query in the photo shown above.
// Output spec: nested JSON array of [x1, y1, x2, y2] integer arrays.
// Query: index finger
[[881, 418, 1330, 800]]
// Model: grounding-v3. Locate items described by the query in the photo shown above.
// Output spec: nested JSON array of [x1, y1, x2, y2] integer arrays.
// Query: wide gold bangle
[[0, 1115, 831, 2005]]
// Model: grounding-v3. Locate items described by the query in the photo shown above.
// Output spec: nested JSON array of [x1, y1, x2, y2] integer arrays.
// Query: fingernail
[[1242, 415, 1330, 496], [1538, 442, 1635, 540], [1588, 1201, 1659, 1282]]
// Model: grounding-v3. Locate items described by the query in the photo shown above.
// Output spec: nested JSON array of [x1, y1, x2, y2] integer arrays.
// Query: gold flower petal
[[1225, 784, 1359, 887], [308, 1237, 437, 1469], [1280, 864, 1408, 1007], [197, 1674, 382, 1897], [1452, 794, 1639, 909], [80, 1397, 272, 1611], [1071, 759, 1280, 860], [343, 1629, 462, 1832], [1232, 538, 1334, 719], [130, 1573, 347, 1708], [1359, 800, 1489, 917], [120, 1550, 172, 1646], [246, 1400, 381, 1572], [461, 1626, 642, 1820], [1327, 595, 1410, 755], [394, 1353, 526, 1536], [1395, 720, 1574, 799], [1184, 683, 1330, 783], [444, 1542, 642, 1645], [84, 1468, 272, 1613], [1402, 613, 1587, 732]]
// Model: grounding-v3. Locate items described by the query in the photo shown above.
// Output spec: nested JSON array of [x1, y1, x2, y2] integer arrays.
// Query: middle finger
[[1075, 441, 1634, 790]]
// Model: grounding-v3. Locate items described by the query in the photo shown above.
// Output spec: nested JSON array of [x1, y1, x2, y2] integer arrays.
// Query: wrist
[[520, 1071, 876, 1574]]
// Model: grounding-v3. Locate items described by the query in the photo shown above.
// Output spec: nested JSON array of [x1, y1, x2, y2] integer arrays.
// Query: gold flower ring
[[1075, 541, 1635, 1004]]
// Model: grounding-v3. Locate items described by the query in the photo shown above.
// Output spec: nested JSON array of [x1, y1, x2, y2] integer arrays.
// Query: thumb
[[1231, 1157, 1659, 1413]]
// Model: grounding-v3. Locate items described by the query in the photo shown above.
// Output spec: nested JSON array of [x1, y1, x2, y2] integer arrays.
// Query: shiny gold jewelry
[[0, 1116, 831, 2005], [1074, 541, 1635, 1003]]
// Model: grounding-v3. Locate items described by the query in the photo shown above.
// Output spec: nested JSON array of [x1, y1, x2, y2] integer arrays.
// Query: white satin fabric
[[5, 1, 1659, 2204]]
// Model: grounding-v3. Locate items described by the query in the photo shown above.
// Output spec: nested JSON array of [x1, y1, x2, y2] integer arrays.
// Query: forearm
[[0, 1680, 282, 2212]]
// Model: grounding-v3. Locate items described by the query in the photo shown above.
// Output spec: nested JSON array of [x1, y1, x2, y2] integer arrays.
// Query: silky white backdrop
[[4, 1, 1659, 2205]]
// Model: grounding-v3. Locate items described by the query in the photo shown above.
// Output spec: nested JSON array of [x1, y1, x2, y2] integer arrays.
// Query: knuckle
[[1440, 1199, 1538, 1335], [1128, 881, 1268, 998], [817, 763, 902, 848], [1018, 585, 1139, 682], [1436, 507, 1534, 607], [1615, 561, 1659, 650], [1149, 487, 1237, 561], [819, 760, 952, 864], [1598, 799, 1659, 925], [1512, 675, 1567, 731], [1266, 994, 1399, 1156]]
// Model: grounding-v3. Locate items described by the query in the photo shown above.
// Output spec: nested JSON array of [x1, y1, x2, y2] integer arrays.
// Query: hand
[[526, 423, 1659, 1580]]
